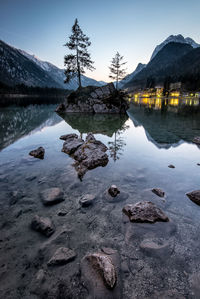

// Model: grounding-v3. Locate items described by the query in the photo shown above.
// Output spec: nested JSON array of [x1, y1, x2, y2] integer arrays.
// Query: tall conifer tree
[[64, 19, 95, 88], [109, 52, 127, 89]]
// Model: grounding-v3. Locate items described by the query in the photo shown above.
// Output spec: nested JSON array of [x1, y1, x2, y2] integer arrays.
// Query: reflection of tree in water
[[108, 124, 129, 161]]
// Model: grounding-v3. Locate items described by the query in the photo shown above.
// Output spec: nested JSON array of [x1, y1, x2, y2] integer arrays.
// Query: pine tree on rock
[[109, 52, 127, 90], [64, 18, 95, 89]]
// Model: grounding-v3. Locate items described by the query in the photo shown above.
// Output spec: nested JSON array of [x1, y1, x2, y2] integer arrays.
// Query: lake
[[0, 97, 200, 298]]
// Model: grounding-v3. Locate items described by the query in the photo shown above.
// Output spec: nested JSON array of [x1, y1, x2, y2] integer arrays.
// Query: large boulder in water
[[56, 83, 129, 114], [61, 133, 109, 179], [29, 147, 45, 159]]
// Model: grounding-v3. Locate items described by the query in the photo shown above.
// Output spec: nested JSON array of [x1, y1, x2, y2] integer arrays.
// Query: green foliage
[[64, 19, 95, 88], [109, 52, 127, 89]]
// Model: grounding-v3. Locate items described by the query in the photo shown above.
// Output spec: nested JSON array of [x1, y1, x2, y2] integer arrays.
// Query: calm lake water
[[0, 98, 200, 298]]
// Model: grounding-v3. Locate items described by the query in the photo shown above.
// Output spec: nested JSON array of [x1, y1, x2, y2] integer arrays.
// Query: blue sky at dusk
[[0, 0, 200, 81]]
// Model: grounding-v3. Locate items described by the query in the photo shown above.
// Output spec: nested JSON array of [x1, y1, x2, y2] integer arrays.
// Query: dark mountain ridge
[[0, 40, 106, 90], [0, 40, 62, 88], [124, 42, 200, 90]]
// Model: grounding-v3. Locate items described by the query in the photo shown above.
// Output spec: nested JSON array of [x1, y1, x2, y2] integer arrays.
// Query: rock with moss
[[56, 83, 129, 114]]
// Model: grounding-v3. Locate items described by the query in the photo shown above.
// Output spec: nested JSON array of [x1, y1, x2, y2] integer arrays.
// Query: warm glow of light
[[170, 98, 179, 106], [171, 92, 180, 97]]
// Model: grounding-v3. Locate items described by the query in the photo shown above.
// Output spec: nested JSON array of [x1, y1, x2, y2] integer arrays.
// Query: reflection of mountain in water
[[0, 105, 62, 151], [128, 101, 200, 149], [58, 113, 128, 137]]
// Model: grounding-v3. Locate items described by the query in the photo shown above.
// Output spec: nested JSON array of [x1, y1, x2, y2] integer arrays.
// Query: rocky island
[[56, 83, 129, 114]]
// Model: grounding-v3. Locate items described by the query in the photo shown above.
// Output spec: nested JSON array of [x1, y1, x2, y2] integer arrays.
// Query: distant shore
[[0, 93, 66, 107]]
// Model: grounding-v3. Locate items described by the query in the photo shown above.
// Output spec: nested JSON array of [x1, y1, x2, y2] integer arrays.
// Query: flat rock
[[122, 201, 169, 223], [47, 247, 76, 266], [40, 187, 64, 206], [29, 147, 45, 159], [193, 136, 200, 145], [59, 133, 78, 141], [168, 164, 175, 168], [186, 190, 200, 205], [108, 185, 120, 197], [31, 215, 55, 237], [79, 194, 95, 207], [152, 188, 165, 198], [62, 137, 84, 155]]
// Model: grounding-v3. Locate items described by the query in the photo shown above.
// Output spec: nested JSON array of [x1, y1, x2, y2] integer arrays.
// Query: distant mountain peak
[[150, 34, 200, 60], [0, 40, 106, 90]]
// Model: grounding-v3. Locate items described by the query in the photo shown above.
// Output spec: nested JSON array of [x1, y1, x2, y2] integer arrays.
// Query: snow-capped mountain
[[150, 34, 200, 60], [0, 40, 61, 88], [18, 49, 106, 90], [0, 40, 106, 90]]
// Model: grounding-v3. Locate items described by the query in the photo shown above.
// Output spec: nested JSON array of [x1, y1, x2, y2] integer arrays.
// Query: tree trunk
[[116, 67, 119, 90], [76, 47, 82, 88]]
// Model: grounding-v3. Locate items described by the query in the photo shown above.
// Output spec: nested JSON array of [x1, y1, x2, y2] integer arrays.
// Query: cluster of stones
[[56, 83, 129, 114], [61, 132, 109, 179], [27, 133, 200, 296]]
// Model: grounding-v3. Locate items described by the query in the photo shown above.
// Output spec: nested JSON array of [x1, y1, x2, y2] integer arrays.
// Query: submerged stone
[[186, 190, 200, 205], [152, 188, 165, 198], [108, 185, 120, 197], [29, 147, 45, 159], [168, 164, 175, 168], [122, 201, 169, 223], [140, 238, 170, 256], [31, 215, 55, 237], [79, 194, 95, 207], [40, 187, 64, 206], [103, 189, 129, 203], [47, 247, 76, 266]]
